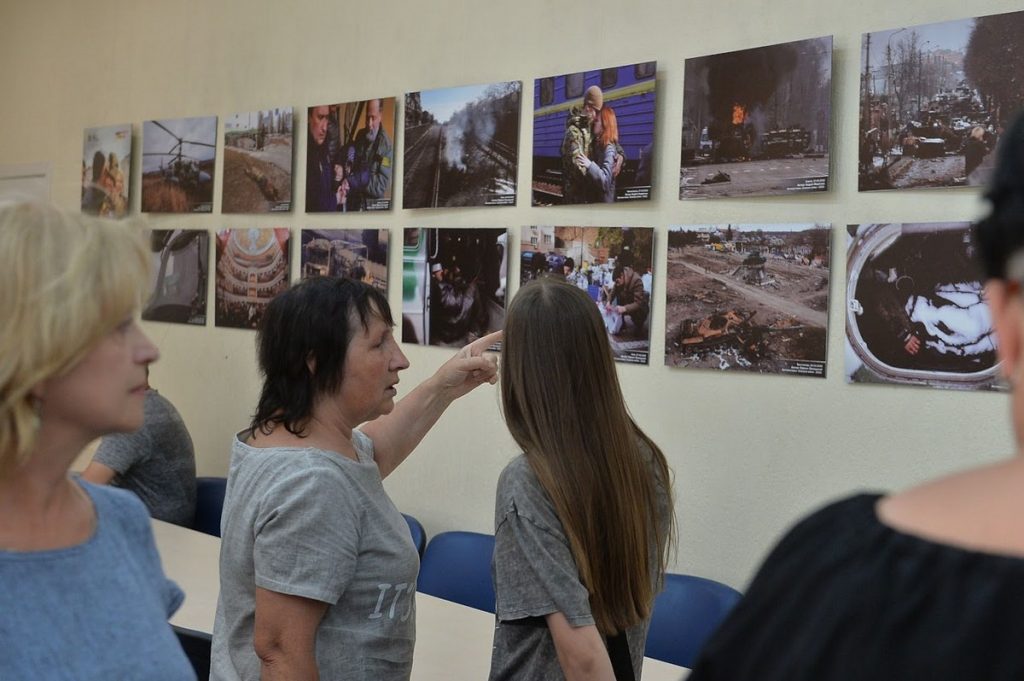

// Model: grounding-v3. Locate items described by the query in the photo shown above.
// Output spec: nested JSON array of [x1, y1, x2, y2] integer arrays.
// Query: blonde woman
[[0, 203, 194, 679], [490, 277, 674, 681]]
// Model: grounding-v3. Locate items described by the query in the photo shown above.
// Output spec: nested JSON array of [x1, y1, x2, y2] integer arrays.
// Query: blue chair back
[[402, 513, 427, 558], [417, 531, 495, 613], [645, 573, 742, 668], [193, 476, 227, 538]]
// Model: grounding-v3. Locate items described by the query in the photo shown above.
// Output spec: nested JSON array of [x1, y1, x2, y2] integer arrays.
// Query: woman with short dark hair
[[211, 276, 498, 680]]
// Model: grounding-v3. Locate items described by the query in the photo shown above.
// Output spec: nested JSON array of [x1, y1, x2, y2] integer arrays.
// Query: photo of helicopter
[[142, 116, 217, 212]]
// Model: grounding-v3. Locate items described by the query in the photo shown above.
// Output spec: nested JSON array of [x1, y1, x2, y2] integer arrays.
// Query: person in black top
[[688, 114, 1024, 680]]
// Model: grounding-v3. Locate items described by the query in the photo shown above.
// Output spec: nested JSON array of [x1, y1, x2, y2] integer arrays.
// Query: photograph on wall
[[306, 97, 396, 213], [300, 229, 389, 293], [665, 224, 831, 377], [680, 37, 832, 199], [522, 226, 654, 365], [82, 123, 131, 218], [223, 108, 293, 213], [532, 61, 656, 206], [846, 222, 1004, 391], [141, 116, 217, 213], [402, 227, 507, 347], [214, 228, 291, 330], [858, 12, 1024, 191], [141, 230, 209, 326], [403, 82, 521, 209]]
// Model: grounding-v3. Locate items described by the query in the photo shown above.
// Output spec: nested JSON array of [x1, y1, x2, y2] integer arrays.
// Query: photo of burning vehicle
[[680, 37, 832, 199], [223, 108, 293, 213], [532, 62, 656, 206], [402, 228, 506, 348], [403, 82, 520, 208], [859, 11, 1024, 191], [522, 226, 654, 365], [142, 116, 217, 213], [665, 224, 831, 377], [846, 223, 1006, 391], [142, 229, 208, 326], [300, 229, 388, 293]]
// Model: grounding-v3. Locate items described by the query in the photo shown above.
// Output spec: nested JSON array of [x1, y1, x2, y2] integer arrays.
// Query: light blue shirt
[[0, 480, 195, 680]]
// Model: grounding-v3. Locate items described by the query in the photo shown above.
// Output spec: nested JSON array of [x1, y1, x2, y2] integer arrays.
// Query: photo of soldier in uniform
[[681, 37, 832, 199], [300, 229, 389, 293], [402, 227, 507, 347], [522, 226, 654, 365], [214, 228, 291, 330], [141, 116, 217, 213], [82, 123, 131, 218], [532, 62, 656, 206], [223, 108, 293, 213], [846, 222, 1005, 391], [142, 230, 209, 326], [665, 224, 831, 377], [305, 98, 396, 213], [404, 82, 520, 208], [859, 11, 1024, 191]]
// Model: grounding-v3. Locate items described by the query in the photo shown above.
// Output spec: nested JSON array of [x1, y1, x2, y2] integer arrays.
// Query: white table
[[152, 519, 689, 680]]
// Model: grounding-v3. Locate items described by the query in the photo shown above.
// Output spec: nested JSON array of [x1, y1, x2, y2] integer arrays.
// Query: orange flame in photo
[[732, 104, 746, 125]]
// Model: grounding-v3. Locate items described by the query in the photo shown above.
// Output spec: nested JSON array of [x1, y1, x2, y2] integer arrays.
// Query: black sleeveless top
[[689, 493, 1024, 680]]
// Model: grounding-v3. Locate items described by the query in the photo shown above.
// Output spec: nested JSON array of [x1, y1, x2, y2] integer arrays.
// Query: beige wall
[[1, 0, 1015, 589]]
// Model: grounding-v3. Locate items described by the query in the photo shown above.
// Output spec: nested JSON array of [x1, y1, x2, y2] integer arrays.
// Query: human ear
[[987, 280, 1022, 382]]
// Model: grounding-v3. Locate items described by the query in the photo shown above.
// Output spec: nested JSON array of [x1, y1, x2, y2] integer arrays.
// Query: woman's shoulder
[[496, 456, 557, 521]]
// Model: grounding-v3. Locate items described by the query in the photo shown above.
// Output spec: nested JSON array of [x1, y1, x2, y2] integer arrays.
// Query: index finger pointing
[[465, 330, 503, 357]]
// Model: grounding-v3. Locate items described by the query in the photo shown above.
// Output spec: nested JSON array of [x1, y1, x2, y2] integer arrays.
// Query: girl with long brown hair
[[489, 277, 674, 681]]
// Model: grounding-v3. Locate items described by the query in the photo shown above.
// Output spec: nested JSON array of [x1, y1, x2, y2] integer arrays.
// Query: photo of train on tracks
[[522, 226, 654, 364], [222, 107, 293, 213], [82, 123, 131, 218], [300, 229, 389, 294], [403, 82, 520, 208], [214, 228, 290, 330], [532, 62, 656, 206], [402, 228, 507, 348], [846, 222, 1005, 391], [142, 230, 209, 326], [665, 224, 832, 377], [141, 116, 217, 213], [859, 11, 1024, 191], [680, 37, 832, 199], [306, 98, 396, 212]]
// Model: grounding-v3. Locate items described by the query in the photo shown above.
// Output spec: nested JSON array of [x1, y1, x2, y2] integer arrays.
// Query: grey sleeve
[[93, 428, 149, 475], [492, 465, 594, 626], [252, 467, 361, 605]]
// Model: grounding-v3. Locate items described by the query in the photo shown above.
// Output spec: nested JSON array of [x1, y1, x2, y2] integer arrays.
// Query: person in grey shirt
[[490, 278, 674, 681], [82, 376, 197, 527], [210, 277, 499, 681]]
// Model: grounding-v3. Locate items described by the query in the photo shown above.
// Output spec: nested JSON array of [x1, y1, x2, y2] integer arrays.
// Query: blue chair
[[417, 531, 496, 613], [403, 513, 427, 558], [192, 477, 227, 538], [174, 626, 211, 679], [645, 573, 742, 669]]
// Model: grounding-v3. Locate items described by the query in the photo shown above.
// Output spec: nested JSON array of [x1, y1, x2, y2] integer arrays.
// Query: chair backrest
[[192, 476, 227, 538], [644, 573, 742, 668], [417, 531, 496, 613], [402, 513, 427, 558]]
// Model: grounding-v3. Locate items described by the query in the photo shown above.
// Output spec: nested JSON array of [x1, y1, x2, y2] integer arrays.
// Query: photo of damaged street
[[680, 36, 832, 199], [846, 223, 1006, 391], [665, 224, 831, 377], [859, 11, 1024, 191]]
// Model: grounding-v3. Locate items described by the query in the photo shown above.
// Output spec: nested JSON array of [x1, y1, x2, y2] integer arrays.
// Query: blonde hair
[[0, 203, 150, 475], [501, 277, 674, 635]]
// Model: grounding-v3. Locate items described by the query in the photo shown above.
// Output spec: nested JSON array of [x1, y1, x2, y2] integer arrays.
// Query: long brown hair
[[500, 277, 674, 635], [597, 105, 619, 148]]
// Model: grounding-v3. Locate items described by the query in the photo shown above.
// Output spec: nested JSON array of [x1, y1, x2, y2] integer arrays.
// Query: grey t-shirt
[[210, 429, 420, 681], [93, 389, 197, 527], [489, 447, 671, 681]]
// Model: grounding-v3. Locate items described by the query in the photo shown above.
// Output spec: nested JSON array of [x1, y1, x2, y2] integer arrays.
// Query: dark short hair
[[251, 276, 393, 437], [564, 256, 575, 271], [974, 113, 1024, 279], [92, 151, 105, 182], [613, 262, 626, 280]]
